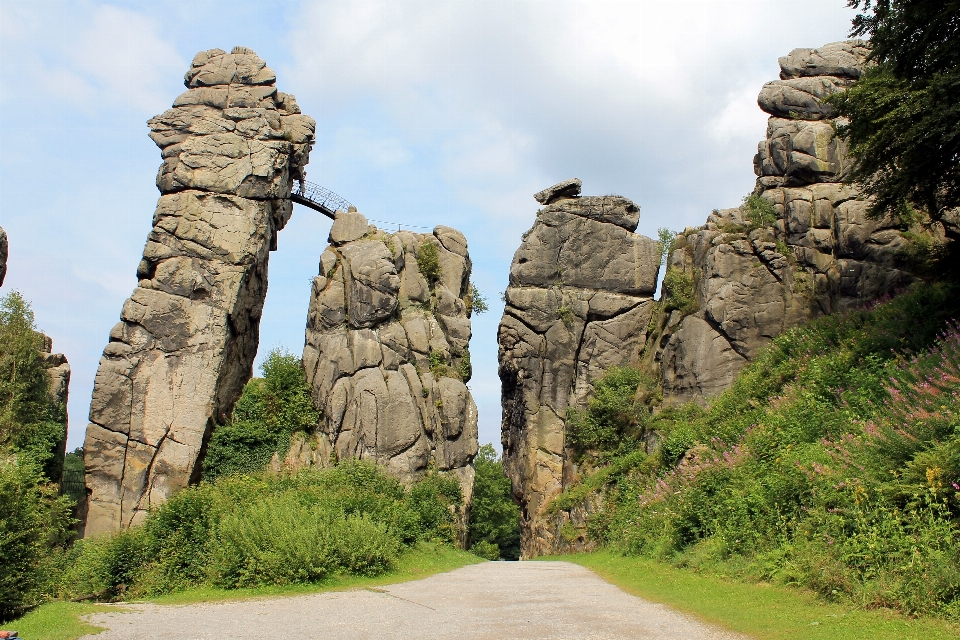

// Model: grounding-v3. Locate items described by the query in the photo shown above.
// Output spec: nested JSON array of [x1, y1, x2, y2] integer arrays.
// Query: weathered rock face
[[499, 181, 660, 558], [83, 47, 314, 536], [656, 40, 915, 405], [299, 211, 480, 531]]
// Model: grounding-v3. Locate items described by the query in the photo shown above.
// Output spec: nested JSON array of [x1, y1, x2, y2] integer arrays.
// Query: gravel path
[[80, 561, 749, 639]]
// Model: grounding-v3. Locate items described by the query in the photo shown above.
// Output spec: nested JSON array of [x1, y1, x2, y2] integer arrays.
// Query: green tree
[[830, 1, 960, 236], [202, 349, 320, 480], [469, 444, 521, 560], [0, 292, 66, 481]]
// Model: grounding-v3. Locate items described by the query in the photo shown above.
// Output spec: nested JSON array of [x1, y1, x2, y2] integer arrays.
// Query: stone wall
[[498, 179, 660, 558], [297, 210, 479, 538], [655, 40, 917, 404], [83, 47, 315, 536]]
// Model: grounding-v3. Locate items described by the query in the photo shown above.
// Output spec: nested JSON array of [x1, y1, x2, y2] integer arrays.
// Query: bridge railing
[[291, 180, 354, 219]]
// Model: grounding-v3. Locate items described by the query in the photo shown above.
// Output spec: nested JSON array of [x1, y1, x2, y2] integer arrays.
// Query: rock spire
[[297, 211, 480, 538], [499, 182, 660, 557], [83, 47, 315, 535]]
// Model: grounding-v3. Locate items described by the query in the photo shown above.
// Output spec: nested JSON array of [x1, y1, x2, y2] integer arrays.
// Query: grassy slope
[[562, 551, 960, 640], [9, 543, 482, 640]]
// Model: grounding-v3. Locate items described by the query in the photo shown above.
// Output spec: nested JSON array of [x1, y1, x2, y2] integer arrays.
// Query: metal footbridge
[[291, 180, 354, 219]]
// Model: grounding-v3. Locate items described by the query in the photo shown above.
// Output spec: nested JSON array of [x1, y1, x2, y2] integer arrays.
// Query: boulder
[[533, 178, 582, 205]]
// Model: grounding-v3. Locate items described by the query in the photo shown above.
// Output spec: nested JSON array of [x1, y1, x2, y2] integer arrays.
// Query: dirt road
[[81, 561, 748, 639]]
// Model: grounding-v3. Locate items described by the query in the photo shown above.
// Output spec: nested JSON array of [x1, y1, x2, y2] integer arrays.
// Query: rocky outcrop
[[39, 334, 70, 482], [83, 47, 314, 536], [655, 40, 917, 405], [299, 211, 480, 534], [0, 225, 7, 287], [499, 181, 660, 558]]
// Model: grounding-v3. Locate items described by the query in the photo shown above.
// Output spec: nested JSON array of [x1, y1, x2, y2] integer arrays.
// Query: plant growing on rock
[[464, 282, 488, 316], [661, 268, 697, 315], [416, 241, 442, 284], [741, 194, 778, 229], [656, 228, 677, 265]]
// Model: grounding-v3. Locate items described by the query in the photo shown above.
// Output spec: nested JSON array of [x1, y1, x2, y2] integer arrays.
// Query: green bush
[[465, 283, 488, 315], [661, 268, 696, 315], [56, 461, 463, 599], [741, 193, 777, 229], [0, 454, 73, 621], [202, 349, 319, 481], [468, 445, 520, 560], [566, 367, 647, 456], [416, 241, 442, 283]]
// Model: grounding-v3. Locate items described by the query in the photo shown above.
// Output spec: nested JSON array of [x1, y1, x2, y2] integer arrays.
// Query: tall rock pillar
[[499, 180, 660, 557], [83, 48, 315, 536], [299, 212, 480, 541]]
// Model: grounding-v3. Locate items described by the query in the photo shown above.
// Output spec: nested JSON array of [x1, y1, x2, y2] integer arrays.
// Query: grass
[[3, 602, 122, 640], [8, 543, 481, 639], [559, 551, 960, 640]]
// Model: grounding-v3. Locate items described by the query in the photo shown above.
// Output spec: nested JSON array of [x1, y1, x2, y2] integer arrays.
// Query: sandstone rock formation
[[83, 47, 315, 535], [504, 41, 934, 559], [655, 40, 916, 405], [0, 225, 7, 287], [297, 211, 480, 529], [499, 181, 660, 557]]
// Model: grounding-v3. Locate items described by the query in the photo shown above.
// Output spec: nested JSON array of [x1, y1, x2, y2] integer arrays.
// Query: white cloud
[[0, 2, 183, 114]]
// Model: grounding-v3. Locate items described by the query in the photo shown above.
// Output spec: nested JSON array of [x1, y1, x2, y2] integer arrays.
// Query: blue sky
[[0, 0, 857, 453]]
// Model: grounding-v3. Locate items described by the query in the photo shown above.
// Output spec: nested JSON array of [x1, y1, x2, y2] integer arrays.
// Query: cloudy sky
[[0, 0, 857, 453]]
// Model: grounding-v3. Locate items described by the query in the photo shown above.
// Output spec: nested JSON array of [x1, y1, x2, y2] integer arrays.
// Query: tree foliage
[[0, 291, 66, 481], [468, 444, 520, 560], [831, 1, 960, 233], [202, 349, 320, 481]]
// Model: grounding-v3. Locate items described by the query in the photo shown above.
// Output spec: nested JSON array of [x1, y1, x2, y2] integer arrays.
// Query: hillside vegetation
[[556, 282, 960, 618]]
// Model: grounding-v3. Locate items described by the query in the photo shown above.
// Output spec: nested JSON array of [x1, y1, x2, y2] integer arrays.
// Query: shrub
[[661, 268, 696, 315], [57, 461, 464, 599], [202, 349, 319, 481], [741, 193, 777, 229], [416, 241, 442, 283], [465, 283, 488, 315], [0, 454, 73, 621], [566, 367, 647, 456], [428, 350, 448, 378], [468, 445, 521, 560]]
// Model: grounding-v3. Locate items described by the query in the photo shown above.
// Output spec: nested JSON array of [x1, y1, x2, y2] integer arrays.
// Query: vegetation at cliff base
[[49, 461, 462, 601], [0, 292, 74, 622], [468, 444, 521, 560], [550, 282, 960, 619], [202, 348, 319, 481]]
